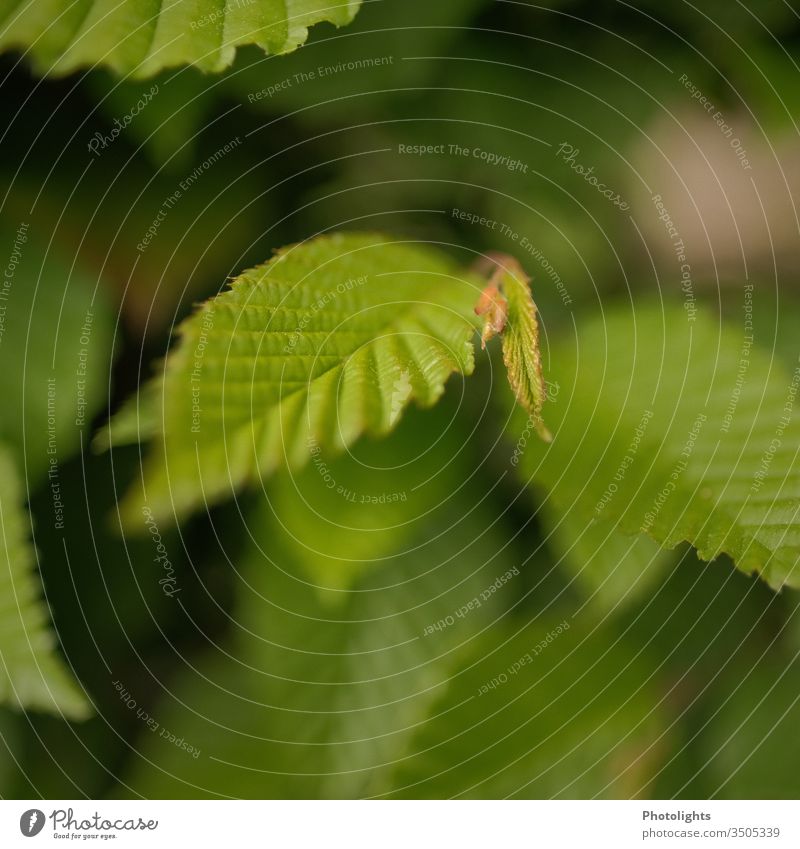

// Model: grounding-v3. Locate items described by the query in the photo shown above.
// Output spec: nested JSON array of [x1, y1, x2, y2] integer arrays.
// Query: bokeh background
[[1, 0, 800, 798]]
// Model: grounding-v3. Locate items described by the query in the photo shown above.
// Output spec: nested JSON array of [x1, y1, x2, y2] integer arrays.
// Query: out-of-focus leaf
[[543, 506, 675, 615], [226, 0, 491, 119], [104, 233, 482, 526], [0, 0, 362, 78], [387, 616, 670, 798], [0, 445, 89, 718], [117, 404, 674, 799], [298, 41, 701, 312], [267, 399, 486, 592], [512, 303, 800, 589], [84, 68, 215, 169], [612, 547, 796, 798], [0, 709, 19, 791], [0, 225, 114, 483], [2, 129, 273, 337], [119, 491, 517, 798], [636, 0, 795, 57], [694, 635, 800, 798]]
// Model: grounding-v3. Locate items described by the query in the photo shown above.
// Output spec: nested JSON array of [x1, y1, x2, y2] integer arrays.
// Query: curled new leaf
[[474, 281, 507, 348], [475, 254, 551, 442]]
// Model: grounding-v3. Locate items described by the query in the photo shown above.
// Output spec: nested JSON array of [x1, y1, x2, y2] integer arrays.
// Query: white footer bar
[[1, 800, 796, 848]]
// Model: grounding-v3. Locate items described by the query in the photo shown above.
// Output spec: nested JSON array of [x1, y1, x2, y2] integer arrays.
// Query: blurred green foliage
[[1, 0, 800, 800]]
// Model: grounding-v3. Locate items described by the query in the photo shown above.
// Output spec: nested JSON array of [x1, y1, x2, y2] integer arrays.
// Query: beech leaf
[[0, 0, 362, 78], [102, 233, 482, 526]]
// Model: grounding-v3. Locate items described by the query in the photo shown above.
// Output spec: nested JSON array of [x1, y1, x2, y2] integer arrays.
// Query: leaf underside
[[0, 0, 362, 78], [511, 304, 800, 590], [104, 233, 482, 526], [0, 445, 89, 717]]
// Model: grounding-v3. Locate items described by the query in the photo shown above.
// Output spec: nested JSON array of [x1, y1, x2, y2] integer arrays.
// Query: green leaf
[[387, 617, 670, 798], [542, 505, 675, 615], [697, 644, 800, 799], [511, 302, 800, 590], [0, 0, 362, 78], [225, 0, 489, 119], [84, 69, 213, 169], [104, 233, 481, 526], [490, 256, 551, 441], [117, 426, 672, 799], [118, 492, 516, 798], [0, 709, 20, 791], [0, 445, 89, 718], [267, 397, 485, 592], [0, 225, 114, 484]]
